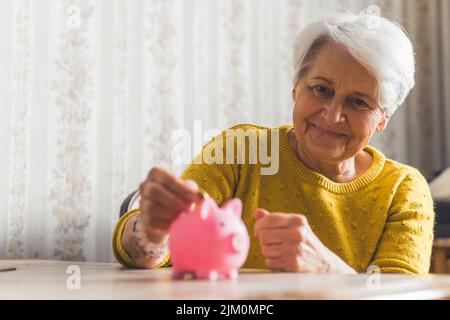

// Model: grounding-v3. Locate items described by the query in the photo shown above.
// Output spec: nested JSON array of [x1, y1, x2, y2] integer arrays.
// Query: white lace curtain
[[1, 0, 449, 262]]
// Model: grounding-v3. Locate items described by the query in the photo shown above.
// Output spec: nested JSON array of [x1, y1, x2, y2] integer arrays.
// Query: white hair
[[293, 11, 415, 115]]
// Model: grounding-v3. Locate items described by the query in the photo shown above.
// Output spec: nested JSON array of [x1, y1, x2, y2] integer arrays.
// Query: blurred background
[[0, 0, 449, 263]]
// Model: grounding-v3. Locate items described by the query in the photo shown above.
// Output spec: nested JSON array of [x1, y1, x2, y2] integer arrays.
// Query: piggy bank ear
[[222, 198, 242, 218], [199, 197, 218, 220]]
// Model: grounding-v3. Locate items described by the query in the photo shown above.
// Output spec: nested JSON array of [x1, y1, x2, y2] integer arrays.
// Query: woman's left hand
[[253, 209, 356, 274]]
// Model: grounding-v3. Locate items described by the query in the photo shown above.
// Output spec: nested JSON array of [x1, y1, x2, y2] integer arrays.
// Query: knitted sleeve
[[370, 168, 435, 275]]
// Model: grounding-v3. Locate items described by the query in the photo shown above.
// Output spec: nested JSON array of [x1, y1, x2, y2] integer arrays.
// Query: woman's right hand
[[138, 167, 202, 244]]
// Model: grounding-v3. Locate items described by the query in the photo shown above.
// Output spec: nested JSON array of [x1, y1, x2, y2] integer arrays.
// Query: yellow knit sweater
[[113, 124, 435, 274]]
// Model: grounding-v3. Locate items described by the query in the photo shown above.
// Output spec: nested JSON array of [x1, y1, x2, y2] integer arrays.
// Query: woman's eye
[[349, 97, 369, 109], [313, 85, 330, 97]]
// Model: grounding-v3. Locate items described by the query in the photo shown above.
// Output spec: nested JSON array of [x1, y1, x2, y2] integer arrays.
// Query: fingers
[[253, 211, 331, 273], [258, 227, 304, 246], [184, 179, 199, 190], [146, 167, 200, 203], [265, 255, 291, 270], [139, 167, 204, 237], [140, 199, 180, 225], [260, 243, 301, 259], [254, 208, 269, 220], [265, 255, 303, 272], [253, 211, 312, 272], [140, 182, 191, 214], [265, 243, 326, 272], [254, 212, 306, 238]]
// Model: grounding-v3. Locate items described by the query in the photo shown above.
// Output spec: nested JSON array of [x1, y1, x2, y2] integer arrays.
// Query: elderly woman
[[113, 12, 434, 275]]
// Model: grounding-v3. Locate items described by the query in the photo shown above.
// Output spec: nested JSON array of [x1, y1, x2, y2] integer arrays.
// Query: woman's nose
[[321, 99, 346, 124]]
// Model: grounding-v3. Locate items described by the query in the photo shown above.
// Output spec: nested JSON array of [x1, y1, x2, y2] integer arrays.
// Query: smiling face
[[292, 42, 390, 163]]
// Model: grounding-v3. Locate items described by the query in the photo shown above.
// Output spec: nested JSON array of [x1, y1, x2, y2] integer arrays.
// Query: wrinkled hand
[[253, 209, 356, 274], [139, 167, 202, 244]]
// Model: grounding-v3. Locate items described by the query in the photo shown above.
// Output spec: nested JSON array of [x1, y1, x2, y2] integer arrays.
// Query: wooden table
[[1, 260, 450, 300]]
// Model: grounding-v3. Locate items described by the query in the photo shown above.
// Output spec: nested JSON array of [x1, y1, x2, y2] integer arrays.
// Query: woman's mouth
[[310, 123, 348, 139]]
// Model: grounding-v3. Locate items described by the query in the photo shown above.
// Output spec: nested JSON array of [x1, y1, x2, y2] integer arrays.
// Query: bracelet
[[132, 215, 168, 259]]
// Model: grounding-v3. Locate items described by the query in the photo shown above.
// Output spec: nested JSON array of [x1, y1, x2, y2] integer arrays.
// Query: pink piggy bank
[[168, 197, 250, 280]]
